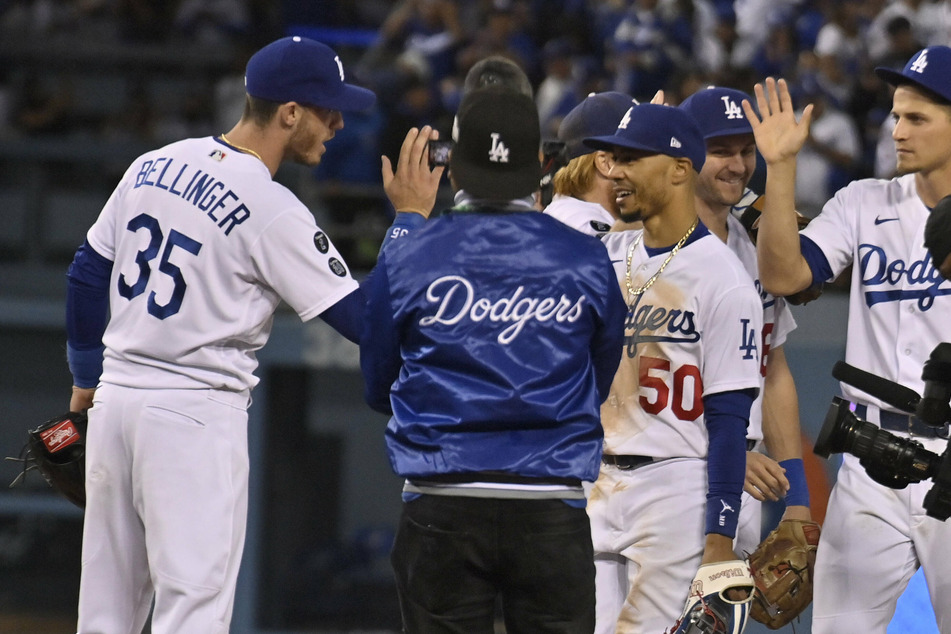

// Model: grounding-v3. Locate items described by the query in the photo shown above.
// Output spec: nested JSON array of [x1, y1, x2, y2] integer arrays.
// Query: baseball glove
[[6, 411, 88, 508], [668, 560, 755, 634], [730, 191, 823, 305], [747, 519, 821, 630]]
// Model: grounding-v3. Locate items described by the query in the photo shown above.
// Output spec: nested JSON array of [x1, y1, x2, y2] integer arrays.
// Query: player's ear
[[278, 102, 304, 128], [669, 157, 692, 185], [594, 151, 614, 178]]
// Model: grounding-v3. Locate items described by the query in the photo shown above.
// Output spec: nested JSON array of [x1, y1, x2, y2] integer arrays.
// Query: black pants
[[390, 495, 596, 634]]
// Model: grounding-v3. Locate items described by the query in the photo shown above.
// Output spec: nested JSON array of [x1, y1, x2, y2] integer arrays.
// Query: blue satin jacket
[[361, 205, 626, 483]]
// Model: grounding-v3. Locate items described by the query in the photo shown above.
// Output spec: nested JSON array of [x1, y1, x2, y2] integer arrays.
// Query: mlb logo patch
[[210, 149, 226, 161], [40, 419, 81, 454]]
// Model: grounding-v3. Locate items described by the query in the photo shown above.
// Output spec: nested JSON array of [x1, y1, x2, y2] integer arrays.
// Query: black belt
[[854, 404, 950, 439], [603, 440, 758, 471]]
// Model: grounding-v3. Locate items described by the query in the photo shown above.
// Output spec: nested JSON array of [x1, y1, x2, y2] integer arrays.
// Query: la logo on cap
[[911, 50, 928, 73], [489, 133, 510, 163], [721, 96, 743, 119]]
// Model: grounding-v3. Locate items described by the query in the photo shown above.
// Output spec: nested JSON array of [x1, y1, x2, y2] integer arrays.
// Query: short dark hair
[[463, 56, 533, 98], [243, 95, 281, 126]]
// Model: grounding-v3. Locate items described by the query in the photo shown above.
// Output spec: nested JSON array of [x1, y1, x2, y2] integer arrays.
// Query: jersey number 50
[[638, 355, 703, 421], [118, 213, 203, 319]]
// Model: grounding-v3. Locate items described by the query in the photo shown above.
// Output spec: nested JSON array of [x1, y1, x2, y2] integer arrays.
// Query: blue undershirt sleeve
[[800, 235, 833, 286], [359, 261, 401, 414], [703, 388, 756, 537], [319, 287, 366, 344], [65, 241, 112, 388]]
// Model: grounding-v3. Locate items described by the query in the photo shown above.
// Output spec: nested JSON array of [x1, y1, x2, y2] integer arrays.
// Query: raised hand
[[381, 125, 446, 218], [742, 77, 813, 165]]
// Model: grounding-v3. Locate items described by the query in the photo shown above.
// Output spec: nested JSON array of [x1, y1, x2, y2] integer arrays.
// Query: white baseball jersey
[[598, 228, 764, 458], [726, 213, 797, 442], [86, 137, 358, 392], [802, 174, 951, 633], [802, 174, 949, 407], [543, 194, 615, 236], [588, 225, 763, 633]]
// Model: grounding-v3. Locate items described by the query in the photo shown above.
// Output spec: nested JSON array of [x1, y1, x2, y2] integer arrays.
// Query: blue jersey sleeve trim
[[800, 234, 833, 285], [703, 388, 755, 537]]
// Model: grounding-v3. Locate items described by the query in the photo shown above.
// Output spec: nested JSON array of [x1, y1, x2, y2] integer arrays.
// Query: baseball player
[[65, 37, 379, 633], [542, 91, 638, 235], [745, 54, 951, 632], [678, 86, 814, 557], [583, 103, 763, 633]]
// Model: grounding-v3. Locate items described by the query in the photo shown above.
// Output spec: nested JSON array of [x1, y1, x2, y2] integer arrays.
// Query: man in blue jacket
[[361, 86, 626, 633]]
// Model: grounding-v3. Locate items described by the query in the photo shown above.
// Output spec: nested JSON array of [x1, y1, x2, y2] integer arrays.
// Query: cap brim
[[310, 84, 377, 112], [583, 134, 657, 154], [874, 66, 907, 87], [451, 156, 541, 200], [703, 125, 754, 140]]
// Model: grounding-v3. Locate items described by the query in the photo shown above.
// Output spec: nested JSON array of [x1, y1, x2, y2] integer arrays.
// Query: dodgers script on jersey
[[599, 227, 764, 459], [726, 213, 797, 442], [802, 174, 951, 407], [85, 137, 358, 392]]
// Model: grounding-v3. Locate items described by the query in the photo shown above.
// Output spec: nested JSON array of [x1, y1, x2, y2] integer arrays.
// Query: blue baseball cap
[[678, 86, 753, 139], [558, 91, 639, 160], [875, 46, 951, 103], [245, 36, 376, 111], [583, 103, 706, 172]]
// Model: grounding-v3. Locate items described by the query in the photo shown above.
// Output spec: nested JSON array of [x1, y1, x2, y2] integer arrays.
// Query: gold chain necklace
[[625, 216, 700, 299], [219, 134, 263, 162]]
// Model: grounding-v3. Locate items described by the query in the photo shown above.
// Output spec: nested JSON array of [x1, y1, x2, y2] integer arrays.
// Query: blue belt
[[853, 404, 950, 439]]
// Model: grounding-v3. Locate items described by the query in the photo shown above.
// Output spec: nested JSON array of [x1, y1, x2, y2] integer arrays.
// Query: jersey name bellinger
[[418, 275, 587, 344], [132, 157, 251, 236]]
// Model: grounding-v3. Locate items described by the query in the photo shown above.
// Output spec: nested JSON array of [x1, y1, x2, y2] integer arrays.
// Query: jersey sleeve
[[800, 184, 859, 280], [769, 295, 797, 349], [701, 283, 764, 397], [249, 206, 359, 322]]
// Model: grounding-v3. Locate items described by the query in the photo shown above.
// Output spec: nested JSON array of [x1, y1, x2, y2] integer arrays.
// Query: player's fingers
[[397, 127, 420, 171], [741, 99, 760, 127], [744, 481, 768, 502], [650, 89, 665, 105], [412, 125, 433, 169], [753, 82, 769, 117], [381, 155, 395, 188], [766, 77, 781, 115], [799, 103, 815, 132], [777, 78, 794, 113]]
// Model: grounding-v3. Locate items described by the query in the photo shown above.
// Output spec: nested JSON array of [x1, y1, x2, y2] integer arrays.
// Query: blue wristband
[[67, 342, 104, 389], [780, 458, 810, 507], [706, 493, 742, 537]]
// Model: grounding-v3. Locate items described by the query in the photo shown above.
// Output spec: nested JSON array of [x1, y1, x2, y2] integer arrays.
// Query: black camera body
[[814, 344, 951, 520]]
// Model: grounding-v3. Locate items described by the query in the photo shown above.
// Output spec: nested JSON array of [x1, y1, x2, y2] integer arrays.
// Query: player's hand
[[649, 89, 666, 105], [70, 386, 95, 413], [744, 451, 789, 502], [381, 125, 445, 219], [700, 534, 750, 601], [742, 77, 813, 166]]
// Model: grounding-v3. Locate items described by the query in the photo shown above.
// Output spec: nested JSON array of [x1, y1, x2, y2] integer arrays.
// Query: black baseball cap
[[245, 36, 376, 111], [450, 87, 541, 201], [558, 91, 639, 160], [875, 46, 951, 103]]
